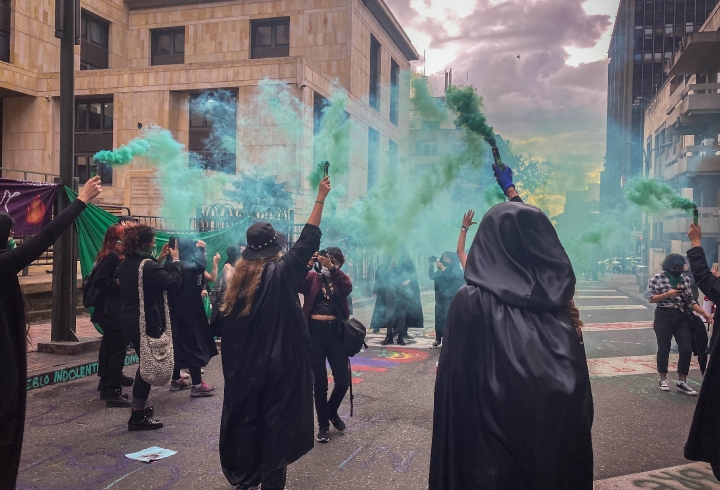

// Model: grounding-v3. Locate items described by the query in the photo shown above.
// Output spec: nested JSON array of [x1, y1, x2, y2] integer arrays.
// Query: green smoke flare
[[624, 177, 695, 213], [444, 85, 495, 145]]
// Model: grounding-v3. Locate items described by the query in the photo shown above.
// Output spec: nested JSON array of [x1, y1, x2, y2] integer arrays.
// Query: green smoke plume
[[444, 85, 495, 146], [410, 76, 448, 120], [624, 177, 695, 213]]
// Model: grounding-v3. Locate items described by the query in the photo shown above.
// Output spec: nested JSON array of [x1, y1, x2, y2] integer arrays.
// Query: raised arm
[[456, 210, 476, 269], [205, 252, 221, 283], [0, 176, 101, 274], [688, 223, 720, 304], [493, 164, 523, 203]]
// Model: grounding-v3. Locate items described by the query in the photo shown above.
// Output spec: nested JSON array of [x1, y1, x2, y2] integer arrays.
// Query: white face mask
[[321, 266, 332, 278]]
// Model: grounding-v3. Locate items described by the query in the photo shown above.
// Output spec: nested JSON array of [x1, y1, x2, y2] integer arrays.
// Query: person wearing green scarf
[[647, 253, 712, 396]]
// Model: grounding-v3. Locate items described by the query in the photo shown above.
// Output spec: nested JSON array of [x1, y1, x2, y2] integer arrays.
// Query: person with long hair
[[118, 224, 182, 431], [298, 247, 352, 443], [211, 245, 241, 329], [428, 251, 464, 347], [219, 176, 331, 490], [167, 238, 218, 396], [646, 253, 711, 395], [0, 176, 102, 489], [93, 224, 133, 407], [429, 166, 594, 489]]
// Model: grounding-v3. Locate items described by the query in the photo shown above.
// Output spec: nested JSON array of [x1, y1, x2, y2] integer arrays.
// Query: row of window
[[368, 34, 400, 126]]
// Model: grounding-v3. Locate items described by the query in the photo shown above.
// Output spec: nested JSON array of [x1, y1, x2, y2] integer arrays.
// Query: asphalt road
[[16, 276, 720, 489]]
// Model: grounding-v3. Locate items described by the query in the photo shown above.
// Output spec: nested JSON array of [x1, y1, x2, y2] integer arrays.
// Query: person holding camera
[[429, 252, 464, 347], [118, 225, 183, 431], [646, 253, 712, 395], [298, 247, 353, 443]]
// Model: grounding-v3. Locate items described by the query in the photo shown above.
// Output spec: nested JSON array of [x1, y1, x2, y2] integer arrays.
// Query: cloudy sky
[[386, 0, 620, 200]]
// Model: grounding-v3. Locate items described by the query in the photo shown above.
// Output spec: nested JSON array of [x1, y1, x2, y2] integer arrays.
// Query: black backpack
[[343, 318, 368, 357], [82, 263, 101, 308]]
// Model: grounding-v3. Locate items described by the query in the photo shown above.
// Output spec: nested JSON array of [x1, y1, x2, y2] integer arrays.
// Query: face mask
[[6, 238, 16, 250], [138, 248, 157, 259], [668, 270, 682, 279], [321, 266, 332, 278]]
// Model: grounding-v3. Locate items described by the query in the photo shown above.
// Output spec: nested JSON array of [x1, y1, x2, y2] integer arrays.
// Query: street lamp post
[[51, 0, 80, 342]]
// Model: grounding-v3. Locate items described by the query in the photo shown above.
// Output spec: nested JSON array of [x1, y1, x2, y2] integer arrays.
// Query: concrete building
[[0, 0, 418, 220], [601, 0, 717, 210], [643, 1, 720, 269]]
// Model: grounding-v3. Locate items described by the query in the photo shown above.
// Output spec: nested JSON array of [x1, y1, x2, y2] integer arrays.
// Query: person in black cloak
[[429, 165, 594, 490], [0, 176, 102, 489], [428, 251, 464, 347], [684, 223, 720, 477], [167, 238, 219, 396], [210, 245, 241, 335], [219, 176, 331, 490]]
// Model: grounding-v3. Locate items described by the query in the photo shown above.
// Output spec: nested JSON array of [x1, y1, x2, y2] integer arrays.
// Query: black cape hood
[[429, 201, 594, 489]]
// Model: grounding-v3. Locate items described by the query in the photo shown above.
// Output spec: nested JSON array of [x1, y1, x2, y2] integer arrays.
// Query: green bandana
[[6, 238, 16, 250], [668, 273, 682, 289], [137, 248, 157, 259]]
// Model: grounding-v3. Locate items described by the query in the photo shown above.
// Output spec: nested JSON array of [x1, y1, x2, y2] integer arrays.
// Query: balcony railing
[[663, 207, 720, 238], [661, 146, 720, 180], [666, 83, 720, 135]]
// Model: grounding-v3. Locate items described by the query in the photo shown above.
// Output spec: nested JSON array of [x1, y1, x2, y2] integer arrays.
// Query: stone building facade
[[0, 0, 418, 220]]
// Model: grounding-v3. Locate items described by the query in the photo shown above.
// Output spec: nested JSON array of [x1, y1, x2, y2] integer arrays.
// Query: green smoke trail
[[624, 177, 695, 213], [94, 127, 229, 223], [410, 75, 448, 120], [310, 89, 352, 188], [444, 85, 495, 146]]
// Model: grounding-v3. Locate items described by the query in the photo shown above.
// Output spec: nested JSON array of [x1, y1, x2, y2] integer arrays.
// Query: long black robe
[[429, 201, 594, 490], [685, 245, 720, 478], [0, 199, 87, 489], [370, 258, 424, 331], [169, 242, 217, 368], [220, 224, 320, 487], [429, 256, 464, 334]]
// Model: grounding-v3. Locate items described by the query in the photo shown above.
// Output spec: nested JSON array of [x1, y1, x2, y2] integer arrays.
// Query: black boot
[[105, 388, 131, 408], [381, 333, 394, 346], [122, 375, 134, 387], [128, 409, 163, 431], [397, 334, 406, 346]]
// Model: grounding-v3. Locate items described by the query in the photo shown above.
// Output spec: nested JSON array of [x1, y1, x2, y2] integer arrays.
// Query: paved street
[[17, 275, 720, 489]]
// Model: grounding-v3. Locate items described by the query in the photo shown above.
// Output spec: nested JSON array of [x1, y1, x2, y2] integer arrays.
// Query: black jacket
[[219, 224, 320, 487], [0, 198, 86, 490], [429, 201, 593, 490], [118, 254, 182, 340], [685, 246, 720, 478], [90, 251, 122, 330]]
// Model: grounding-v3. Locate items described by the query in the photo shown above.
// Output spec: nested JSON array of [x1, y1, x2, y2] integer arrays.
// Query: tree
[[223, 168, 294, 217]]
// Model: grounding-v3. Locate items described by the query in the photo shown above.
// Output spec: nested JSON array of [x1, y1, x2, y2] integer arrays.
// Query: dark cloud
[[386, 0, 612, 197]]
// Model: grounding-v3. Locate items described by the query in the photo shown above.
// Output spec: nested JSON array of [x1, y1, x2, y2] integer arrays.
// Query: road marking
[[576, 289, 618, 292], [580, 305, 649, 310], [575, 296, 629, 299], [587, 354, 699, 377], [594, 462, 720, 488], [339, 446, 364, 470], [583, 321, 653, 331]]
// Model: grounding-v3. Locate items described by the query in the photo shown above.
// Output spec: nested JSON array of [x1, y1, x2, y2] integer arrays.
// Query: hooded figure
[[429, 201, 594, 490], [370, 253, 423, 343], [168, 239, 218, 384], [428, 251, 465, 346]]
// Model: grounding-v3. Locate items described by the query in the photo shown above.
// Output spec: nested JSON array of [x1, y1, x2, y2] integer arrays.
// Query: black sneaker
[[122, 375, 134, 387], [397, 335, 406, 346], [329, 414, 346, 432], [100, 389, 128, 401], [676, 381, 698, 396], [316, 426, 330, 443], [432, 340, 441, 348], [106, 389, 131, 408], [380, 335, 394, 346], [128, 415, 163, 431]]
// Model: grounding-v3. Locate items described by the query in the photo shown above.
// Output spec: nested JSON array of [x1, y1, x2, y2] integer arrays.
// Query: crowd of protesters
[[10, 161, 720, 490]]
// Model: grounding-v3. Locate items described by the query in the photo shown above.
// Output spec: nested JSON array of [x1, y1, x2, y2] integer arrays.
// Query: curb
[[26, 353, 139, 392]]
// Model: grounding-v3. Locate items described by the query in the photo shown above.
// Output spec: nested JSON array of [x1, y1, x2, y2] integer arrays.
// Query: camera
[[429, 255, 438, 263], [318, 249, 329, 258]]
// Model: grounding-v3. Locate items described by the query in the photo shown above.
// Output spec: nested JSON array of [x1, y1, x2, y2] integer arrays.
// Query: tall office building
[[601, 0, 718, 209]]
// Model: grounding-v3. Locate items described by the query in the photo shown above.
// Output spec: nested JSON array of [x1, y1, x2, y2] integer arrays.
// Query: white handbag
[[137, 259, 174, 386]]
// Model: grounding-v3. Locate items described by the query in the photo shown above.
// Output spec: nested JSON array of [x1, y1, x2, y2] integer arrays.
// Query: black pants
[[434, 300, 450, 342], [654, 307, 693, 376], [385, 291, 408, 338], [239, 466, 287, 490], [172, 367, 201, 385], [309, 320, 350, 429], [125, 328, 151, 408], [98, 329, 127, 389]]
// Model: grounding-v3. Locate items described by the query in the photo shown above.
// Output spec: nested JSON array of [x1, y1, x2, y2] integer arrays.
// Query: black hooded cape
[[0, 199, 86, 489], [169, 240, 217, 368], [370, 256, 424, 330], [685, 245, 720, 478], [219, 224, 320, 486], [429, 201, 594, 490]]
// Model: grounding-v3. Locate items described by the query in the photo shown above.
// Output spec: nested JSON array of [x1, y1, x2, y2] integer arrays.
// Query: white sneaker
[[659, 378, 670, 391], [676, 381, 698, 396]]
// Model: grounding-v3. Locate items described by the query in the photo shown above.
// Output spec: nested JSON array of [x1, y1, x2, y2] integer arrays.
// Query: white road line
[[580, 305, 648, 310], [575, 296, 629, 299], [576, 289, 617, 292]]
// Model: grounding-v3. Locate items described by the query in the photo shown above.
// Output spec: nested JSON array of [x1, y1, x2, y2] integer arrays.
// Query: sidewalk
[[597, 273, 648, 303]]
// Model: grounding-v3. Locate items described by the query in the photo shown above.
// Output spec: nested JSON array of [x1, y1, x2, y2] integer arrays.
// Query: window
[[369, 35, 381, 111], [388, 140, 398, 177], [644, 27, 652, 39], [686, 23, 694, 34], [151, 28, 185, 66], [80, 12, 109, 70], [189, 91, 237, 174], [75, 99, 114, 185], [251, 18, 290, 59], [0, 0, 9, 63], [368, 128, 379, 190], [390, 59, 400, 125]]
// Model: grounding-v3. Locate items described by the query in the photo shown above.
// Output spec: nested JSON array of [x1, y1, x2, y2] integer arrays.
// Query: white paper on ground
[[125, 446, 177, 463]]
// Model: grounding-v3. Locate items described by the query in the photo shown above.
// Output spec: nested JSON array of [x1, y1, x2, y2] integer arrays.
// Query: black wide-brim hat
[[242, 222, 287, 260]]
